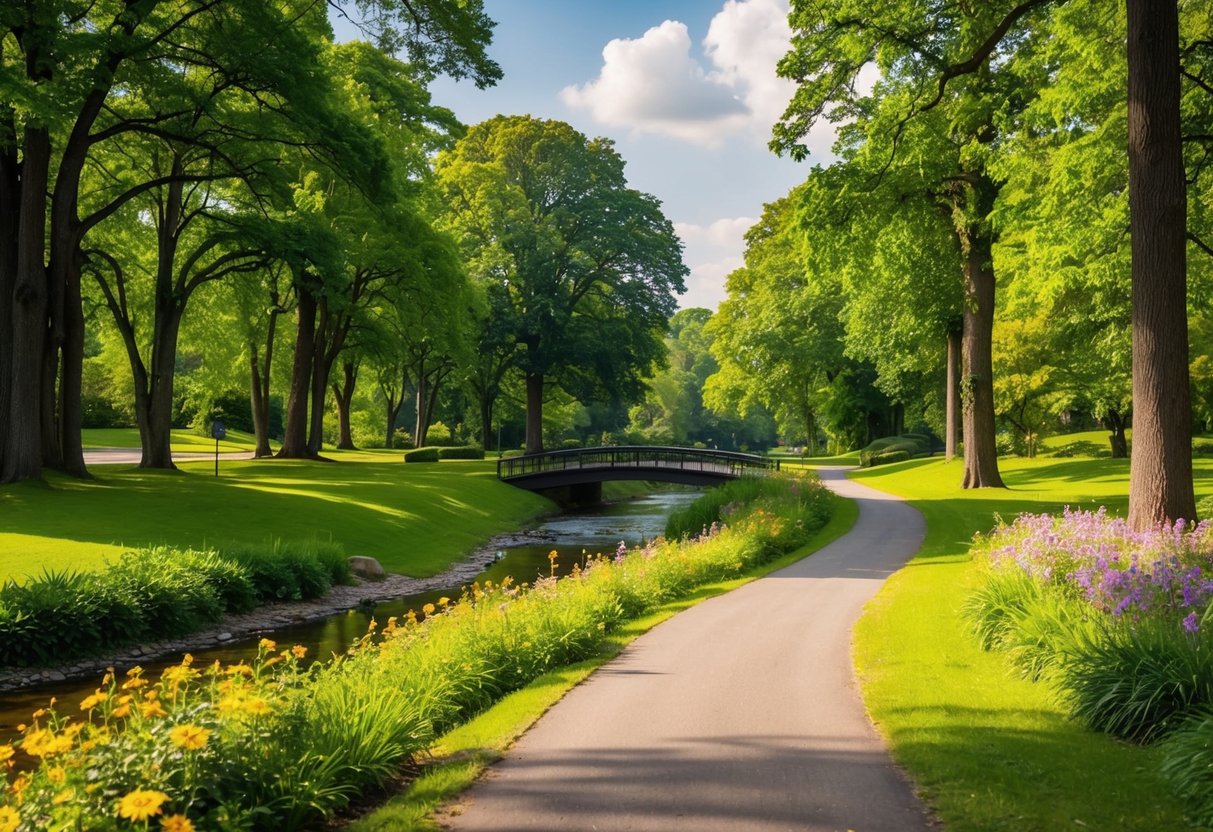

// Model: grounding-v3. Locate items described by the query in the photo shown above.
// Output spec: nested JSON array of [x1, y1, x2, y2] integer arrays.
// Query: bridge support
[[538, 481, 603, 507]]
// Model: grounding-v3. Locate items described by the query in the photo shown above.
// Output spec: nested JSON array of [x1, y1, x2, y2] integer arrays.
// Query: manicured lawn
[[0, 452, 551, 582], [850, 455, 1213, 830], [81, 427, 271, 454]]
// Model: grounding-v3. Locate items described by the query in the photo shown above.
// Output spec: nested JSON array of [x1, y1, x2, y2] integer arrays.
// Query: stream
[[0, 489, 701, 743]]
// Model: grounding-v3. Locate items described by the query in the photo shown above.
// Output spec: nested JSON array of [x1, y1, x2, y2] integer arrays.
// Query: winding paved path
[[443, 468, 935, 831]]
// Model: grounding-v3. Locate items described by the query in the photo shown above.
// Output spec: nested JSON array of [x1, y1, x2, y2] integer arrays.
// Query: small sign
[[211, 421, 226, 440]]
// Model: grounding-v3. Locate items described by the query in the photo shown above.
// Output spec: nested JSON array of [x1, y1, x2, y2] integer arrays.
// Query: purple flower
[[1184, 612, 1200, 634]]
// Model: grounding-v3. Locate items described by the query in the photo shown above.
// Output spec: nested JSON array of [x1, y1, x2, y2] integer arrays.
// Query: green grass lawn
[[81, 427, 272, 454], [849, 455, 1213, 830], [0, 452, 551, 583]]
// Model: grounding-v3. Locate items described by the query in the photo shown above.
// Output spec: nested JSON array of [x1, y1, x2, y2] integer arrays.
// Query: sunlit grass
[[81, 427, 271, 454], [850, 455, 1213, 830], [0, 458, 551, 582]]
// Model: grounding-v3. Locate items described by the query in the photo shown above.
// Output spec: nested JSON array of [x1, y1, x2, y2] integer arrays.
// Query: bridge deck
[[497, 446, 779, 490]]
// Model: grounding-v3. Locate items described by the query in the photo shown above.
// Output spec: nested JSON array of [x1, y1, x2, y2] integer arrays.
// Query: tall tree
[[0, 0, 499, 483], [436, 116, 687, 454]]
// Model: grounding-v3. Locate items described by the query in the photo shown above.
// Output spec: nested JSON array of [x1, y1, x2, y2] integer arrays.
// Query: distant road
[[84, 449, 257, 465], [443, 467, 934, 832]]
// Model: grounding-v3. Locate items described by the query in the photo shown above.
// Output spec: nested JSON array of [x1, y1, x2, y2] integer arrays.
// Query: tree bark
[[480, 395, 495, 451], [382, 366, 407, 449], [249, 308, 278, 458], [1126, 0, 1195, 528], [946, 328, 961, 461], [959, 222, 1005, 489], [0, 111, 18, 477], [525, 372, 544, 454], [1105, 408, 1129, 459], [332, 361, 357, 450], [2, 127, 51, 483], [278, 284, 317, 458]]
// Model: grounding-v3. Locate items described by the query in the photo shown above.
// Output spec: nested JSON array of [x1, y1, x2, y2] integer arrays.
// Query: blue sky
[[339, 1, 839, 309]]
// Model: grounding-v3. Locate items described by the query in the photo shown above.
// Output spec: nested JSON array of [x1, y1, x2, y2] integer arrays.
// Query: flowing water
[[0, 490, 700, 743]]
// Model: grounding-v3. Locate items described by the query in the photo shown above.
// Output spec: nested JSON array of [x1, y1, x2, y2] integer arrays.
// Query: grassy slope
[[348, 495, 861, 831], [81, 427, 272, 454], [849, 455, 1213, 831], [0, 452, 551, 582]]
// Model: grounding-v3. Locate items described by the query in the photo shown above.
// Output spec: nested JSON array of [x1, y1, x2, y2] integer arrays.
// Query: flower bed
[[0, 471, 832, 831], [967, 508, 1213, 822]]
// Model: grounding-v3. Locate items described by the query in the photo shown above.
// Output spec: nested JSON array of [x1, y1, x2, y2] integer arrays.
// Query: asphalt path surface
[[444, 467, 934, 832]]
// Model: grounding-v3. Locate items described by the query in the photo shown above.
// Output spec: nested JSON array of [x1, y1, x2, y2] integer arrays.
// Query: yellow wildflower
[[140, 701, 168, 719], [161, 815, 196, 832], [225, 664, 253, 678], [116, 789, 169, 822], [291, 645, 307, 661], [122, 677, 148, 690], [422, 603, 436, 616], [258, 638, 277, 652], [0, 745, 13, 764], [53, 787, 75, 805], [22, 728, 71, 757], [110, 704, 131, 719], [168, 724, 210, 751], [79, 691, 106, 711], [438, 596, 451, 606], [242, 697, 270, 716], [47, 766, 66, 784], [0, 805, 19, 832]]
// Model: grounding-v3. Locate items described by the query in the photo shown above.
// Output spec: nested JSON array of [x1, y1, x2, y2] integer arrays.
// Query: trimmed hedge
[[0, 542, 348, 667], [437, 446, 485, 460], [403, 447, 440, 463], [858, 434, 930, 467]]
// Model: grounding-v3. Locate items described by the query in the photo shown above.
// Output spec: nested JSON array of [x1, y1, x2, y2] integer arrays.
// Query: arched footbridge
[[497, 446, 780, 501]]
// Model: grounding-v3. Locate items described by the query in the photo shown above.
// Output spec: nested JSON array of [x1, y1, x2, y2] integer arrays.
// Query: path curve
[[442, 468, 934, 831]]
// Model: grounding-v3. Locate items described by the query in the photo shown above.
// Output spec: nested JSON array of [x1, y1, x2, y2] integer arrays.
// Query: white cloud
[[560, 20, 747, 146], [674, 216, 756, 309], [562, 1, 809, 147]]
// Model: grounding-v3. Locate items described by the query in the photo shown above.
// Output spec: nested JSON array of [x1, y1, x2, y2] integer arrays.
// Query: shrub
[[438, 445, 485, 460], [223, 540, 348, 602], [404, 447, 440, 463], [858, 434, 930, 467], [1162, 712, 1213, 826]]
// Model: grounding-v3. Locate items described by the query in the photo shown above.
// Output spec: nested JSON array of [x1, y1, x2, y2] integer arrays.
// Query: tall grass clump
[[966, 508, 1213, 811], [1, 471, 832, 830], [0, 542, 348, 667]]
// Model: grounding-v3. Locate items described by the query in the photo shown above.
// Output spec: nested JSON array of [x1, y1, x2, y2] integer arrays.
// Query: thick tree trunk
[[946, 328, 961, 460], [383, 371, 406, 450], [480, 394, 495, 451], [306, 302, 330, 456], [2, 127, 51, 483], [525, 372, 544, 454], [1105, 408, 1129, 459], [1126, 0, 1194, 528], [332, 361, 357, 450], [0, 115, 18, 476], [414, 373, 433, 448], [58, 252, 88, 476], [959, 224, 1005, 489], [278, 286, 317, 459], [249, 302, 279, 458], [140, 310, 184, 469]]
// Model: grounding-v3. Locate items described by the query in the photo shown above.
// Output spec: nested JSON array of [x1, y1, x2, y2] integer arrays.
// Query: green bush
[[1161, 711, 1213, 826], [437, 446, 485, 460], [0, 542, 347, 667], [858, 434, 930, 467], [403, 447, 440, 463]]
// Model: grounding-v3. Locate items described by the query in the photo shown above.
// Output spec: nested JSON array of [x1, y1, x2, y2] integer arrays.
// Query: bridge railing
[[497, 445, 780, 481]]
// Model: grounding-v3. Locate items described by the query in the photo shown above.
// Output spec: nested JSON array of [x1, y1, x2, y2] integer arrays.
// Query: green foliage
[[1161, 712, 1213, 827], [437, 446, 485, 460], [858, 435, 930, 467], [404, 447, 441, 463], [0, 542, 345, 666], [665, 472, 833, 546]]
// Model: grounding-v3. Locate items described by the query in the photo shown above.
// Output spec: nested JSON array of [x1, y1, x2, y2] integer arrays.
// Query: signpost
[[211, 421, 226, 477]]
